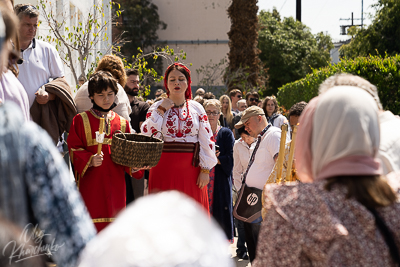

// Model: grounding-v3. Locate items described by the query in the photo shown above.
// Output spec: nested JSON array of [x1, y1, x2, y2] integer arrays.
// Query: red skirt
[[149, 148, 209, 214]]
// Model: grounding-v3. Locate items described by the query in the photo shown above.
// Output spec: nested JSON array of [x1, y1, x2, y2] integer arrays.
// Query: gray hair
[[319, 73, 383, 110], [203, 99, 221, 112], [237, 99, 247, 105], [15, 4, 39, 19]]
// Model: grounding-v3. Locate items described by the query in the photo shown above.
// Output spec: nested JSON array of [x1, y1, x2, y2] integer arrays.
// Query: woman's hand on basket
[[197, 172, 210, 189]]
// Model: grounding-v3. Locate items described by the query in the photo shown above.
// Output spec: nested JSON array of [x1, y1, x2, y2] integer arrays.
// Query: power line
[[311, 0, 329, 24], [279, 0, 289, 12]]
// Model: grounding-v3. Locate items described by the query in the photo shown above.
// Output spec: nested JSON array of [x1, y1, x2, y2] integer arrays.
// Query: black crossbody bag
[[233, 125, 271, 223]]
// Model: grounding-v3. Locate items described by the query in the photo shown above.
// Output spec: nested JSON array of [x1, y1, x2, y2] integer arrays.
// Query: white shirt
[[233, 138, 256, 190], [246, 126, 281, 189], [18, 39, 64, 107], [0, 70, 30, 122], [268, 113, 291, 141], [141, 100, 218, 170], [379, 111, 400, 175], [74, 81, 132, 126]]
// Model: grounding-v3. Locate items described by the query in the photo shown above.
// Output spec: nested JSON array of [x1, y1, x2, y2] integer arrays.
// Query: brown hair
[[95, 55, 126, 87], [229, 89, 242, 98], [88, 71, 118, 97], [125, 68, 139, 77], [262, 96, 279, 115], [14, 3, 39, 18], [1, 3, 19, 76], [325, 175, 397, 209]]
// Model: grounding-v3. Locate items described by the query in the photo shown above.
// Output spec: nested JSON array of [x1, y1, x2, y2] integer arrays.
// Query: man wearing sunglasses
[[245, 91, 260, 107], [229, 88, 242, 113], [15, 4, 64, 108]]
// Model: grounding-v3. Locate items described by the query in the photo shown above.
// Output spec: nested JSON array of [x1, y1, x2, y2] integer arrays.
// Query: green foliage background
[[257, 9, 333, 96], [277, 55, 400, 114], [340, 0, 400, 59]]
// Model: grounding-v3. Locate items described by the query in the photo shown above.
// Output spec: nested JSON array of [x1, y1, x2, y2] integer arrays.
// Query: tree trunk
[[227, 0, 262, 91]]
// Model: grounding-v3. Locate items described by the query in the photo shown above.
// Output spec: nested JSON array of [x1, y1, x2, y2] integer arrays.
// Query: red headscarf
[[163, 63, 192, 100]]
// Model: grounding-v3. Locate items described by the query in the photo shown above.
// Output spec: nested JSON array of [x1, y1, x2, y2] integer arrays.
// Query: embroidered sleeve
[[141, 102, 165, 136], [192, 101, 218, 170]]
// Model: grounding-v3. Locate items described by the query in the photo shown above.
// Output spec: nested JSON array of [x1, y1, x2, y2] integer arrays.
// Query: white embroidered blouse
[[141, 100, 218, 170]]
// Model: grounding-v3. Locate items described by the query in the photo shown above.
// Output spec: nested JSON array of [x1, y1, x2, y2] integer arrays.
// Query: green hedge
[[277, 55, 400, 114]]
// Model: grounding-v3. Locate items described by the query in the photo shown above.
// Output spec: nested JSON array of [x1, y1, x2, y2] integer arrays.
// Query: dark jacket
[[30, 77, 77, 144], [213, 127, 235, 240]]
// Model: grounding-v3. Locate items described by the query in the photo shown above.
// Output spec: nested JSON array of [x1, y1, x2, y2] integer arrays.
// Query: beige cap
[[234, 106, 265, 129]]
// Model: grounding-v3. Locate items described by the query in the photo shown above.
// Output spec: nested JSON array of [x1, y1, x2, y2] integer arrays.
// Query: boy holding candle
[[68, 71, 143, 232]]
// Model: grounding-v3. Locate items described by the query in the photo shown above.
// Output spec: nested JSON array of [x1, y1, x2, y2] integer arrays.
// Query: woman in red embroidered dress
[[141, 63, 218, 213]]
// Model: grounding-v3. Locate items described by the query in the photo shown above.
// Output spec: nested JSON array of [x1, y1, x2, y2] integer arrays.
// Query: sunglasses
[[155, 94, 161, 98], [249, 98, 259, 102], [236, 94, 242, 98], [19, 5, 37, 12]]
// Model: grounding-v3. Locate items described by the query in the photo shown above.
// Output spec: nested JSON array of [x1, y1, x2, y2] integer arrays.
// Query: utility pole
[[296, 0, 301, 22], [361, 0, 364, 27], [339, 12, 362, 35]]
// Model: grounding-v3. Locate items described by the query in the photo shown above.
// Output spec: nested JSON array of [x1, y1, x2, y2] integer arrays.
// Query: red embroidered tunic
[[68, 110, 143, 232], [141, 100, 218, 211]]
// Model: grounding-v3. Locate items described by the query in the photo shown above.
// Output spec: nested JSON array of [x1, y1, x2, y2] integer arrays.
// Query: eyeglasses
[[206, 111, 220, 116], [236, 95, 242, 98], [249, 98, 259, 102]]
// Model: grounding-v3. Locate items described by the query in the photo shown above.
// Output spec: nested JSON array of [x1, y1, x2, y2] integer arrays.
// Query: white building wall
[[152, 0, 231, 86], [14, 0, 112, 90]]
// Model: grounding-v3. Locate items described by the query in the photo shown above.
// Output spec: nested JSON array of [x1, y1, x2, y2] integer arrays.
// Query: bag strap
[[242, 124, 272, 185], [367, 207, 400, 265], [268, 113, 279, 126]]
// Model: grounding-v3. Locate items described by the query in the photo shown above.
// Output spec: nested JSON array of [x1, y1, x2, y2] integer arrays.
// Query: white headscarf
[[296, 86, 382, 182], [78, 191, 234, 267], [312, 86, 381, 180]]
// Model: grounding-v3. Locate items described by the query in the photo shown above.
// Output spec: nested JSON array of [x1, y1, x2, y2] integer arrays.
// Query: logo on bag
[[247, 193, 258, 206]]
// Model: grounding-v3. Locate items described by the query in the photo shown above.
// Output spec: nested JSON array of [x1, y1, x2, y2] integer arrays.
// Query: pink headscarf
[[295, 86, 382, 182], [163, 63, 192, 100]]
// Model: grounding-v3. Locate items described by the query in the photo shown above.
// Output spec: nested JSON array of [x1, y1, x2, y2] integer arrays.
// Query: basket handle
[[114, 130, 126, 140], [151, 130, 164, 140]]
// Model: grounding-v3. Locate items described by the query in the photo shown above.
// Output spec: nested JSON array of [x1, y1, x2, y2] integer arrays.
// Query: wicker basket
[[111, 131, 164, 168]]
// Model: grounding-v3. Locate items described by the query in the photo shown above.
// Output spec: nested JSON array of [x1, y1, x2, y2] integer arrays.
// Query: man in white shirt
[[232, 126, 256, 260], [15, 4, 64, 107], [234, 106, 281, 263]]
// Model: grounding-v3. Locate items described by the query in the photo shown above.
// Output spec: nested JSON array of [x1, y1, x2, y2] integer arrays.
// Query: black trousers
[[243, 221, 261, 263]]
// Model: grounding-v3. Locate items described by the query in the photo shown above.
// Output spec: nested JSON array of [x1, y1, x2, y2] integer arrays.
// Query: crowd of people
[[0, 1, 400, 267]]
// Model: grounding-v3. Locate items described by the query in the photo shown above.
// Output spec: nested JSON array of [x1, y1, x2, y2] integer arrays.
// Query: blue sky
[[258, 0, 378, 42]]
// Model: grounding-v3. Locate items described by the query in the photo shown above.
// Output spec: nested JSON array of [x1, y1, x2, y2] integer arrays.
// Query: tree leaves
[[258, 9, 333, 96], [339, 0, 400, 59]]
